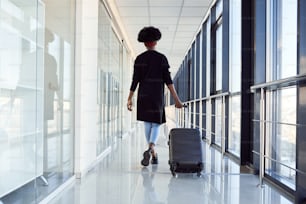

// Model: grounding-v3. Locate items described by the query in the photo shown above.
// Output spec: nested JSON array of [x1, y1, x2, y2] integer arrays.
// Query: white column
[[74, 0, 99, 178]]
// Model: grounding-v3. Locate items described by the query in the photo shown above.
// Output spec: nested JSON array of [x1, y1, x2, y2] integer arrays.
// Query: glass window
[[206, 17, 211, 97], [216, 0, 223, 19], [42, 0, 76, 196], [196, 32, 201, 99], [202, 101, 206, 138], [191, 44, 195, 100], [196, 101, 200, 128], [228, 95, 241, 156], [206, 100, 212, 141], [267, 0, 297, 81], [214, 98, 222, 146], [228, 0, 241, 157], [191, 102, 194, 128], [216, 25, 223, 91], [187, 51, 192, 101], [206, 17, 211, 142], [97, 3, 126, 155], [0, 0, 41, 200], [229, 0, 241, 93], [265, 0, 297, 190], [98, 3, 111, 155], [121, 48, 132, 133], [265, 87, 296, 190], [201, 23, 207, 98], [0, 0, 76, 202]]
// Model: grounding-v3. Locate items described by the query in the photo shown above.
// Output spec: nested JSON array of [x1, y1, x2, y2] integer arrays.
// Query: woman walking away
[[127, 26, 184, 166]]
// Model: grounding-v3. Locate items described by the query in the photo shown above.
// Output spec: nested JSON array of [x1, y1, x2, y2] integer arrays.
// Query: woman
[[127, 26, 183, 166]]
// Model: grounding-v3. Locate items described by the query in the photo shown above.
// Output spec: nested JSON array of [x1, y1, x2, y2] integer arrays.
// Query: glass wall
[[0, 1, 43, 201], [216, 25, 223, 92], [0, 0, 75, 202], [214, 98, 222, 146], [211, 0, 223, 148], [170, 0, 300, 198], [265, 0, 297, 190], [171, 0, 243, 160], [121, 47, 133, 133], [266, 87, 296, 189], [228, 95, 241, 156], [97, 2, 132, 156], [206, 17, 211, 142], [228, 0, 241, 157], [43, 0, 75, 183], [98, 3, 110, 154], [267, 0, 297, 81]]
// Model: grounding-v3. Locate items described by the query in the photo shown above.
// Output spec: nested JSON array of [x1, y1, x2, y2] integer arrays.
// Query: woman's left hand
[[175, 100, 184, 109]]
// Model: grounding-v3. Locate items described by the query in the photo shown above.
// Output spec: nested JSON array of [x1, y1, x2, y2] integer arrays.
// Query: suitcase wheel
[[170, 164, 177, 177]]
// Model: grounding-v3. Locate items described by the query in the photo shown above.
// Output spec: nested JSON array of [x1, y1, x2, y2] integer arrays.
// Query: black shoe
[[141, 149, 151, 166], [151, 154, 158, 165]]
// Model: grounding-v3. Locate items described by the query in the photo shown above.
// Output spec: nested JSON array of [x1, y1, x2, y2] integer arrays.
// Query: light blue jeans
[[144, 122, 162, 145]]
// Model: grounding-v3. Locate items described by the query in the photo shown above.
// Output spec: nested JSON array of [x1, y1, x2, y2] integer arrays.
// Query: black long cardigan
[[130, 50, 173, 124]]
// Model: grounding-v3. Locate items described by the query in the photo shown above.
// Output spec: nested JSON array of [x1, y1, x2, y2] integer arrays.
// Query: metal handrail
[[252, 150, 306, 175], [208, 92, 230, 99], [184, 92, 230, 104], [180, 92, 228, 155], [250, 75, 306, 187], [186, 111, 225, 117], [179, 120, 218, 136], [250, 74, 306, 92], [252, 119, 303, 127]]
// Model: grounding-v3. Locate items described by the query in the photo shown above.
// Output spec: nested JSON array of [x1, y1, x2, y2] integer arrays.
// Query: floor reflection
[[141, 166, 165, 204], [48, 123, 294, 204], [167, 175, 207, 204]]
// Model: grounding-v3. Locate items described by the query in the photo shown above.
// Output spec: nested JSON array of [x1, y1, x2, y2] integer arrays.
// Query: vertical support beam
[[222, 0, 230, 93], [210, 7, 216, 96], [202, 22, 207, 139], [221, 95, 226, 155], [296, 0, 306, 202], [202, 22, 207, 98], [222, 0, 230, 155], [210, 6, 216, 145], [259, 88, 265, 187], [240, 0, 255, 165], [252, 0, 266, 170]]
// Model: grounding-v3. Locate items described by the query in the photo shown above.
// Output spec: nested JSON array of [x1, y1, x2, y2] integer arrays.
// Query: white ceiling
[[112, 0, 213, 75]]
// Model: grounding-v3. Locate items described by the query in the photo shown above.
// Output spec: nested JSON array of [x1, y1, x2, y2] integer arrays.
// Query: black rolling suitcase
[[168, 128, 203, 177]]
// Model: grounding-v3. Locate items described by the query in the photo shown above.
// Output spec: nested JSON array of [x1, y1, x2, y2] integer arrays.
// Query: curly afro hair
[[137, 26, 161, 42]]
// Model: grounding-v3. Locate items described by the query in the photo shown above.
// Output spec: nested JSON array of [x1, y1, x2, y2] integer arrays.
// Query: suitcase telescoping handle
[[183, 104, 188, 128], [175, 103, 188, 128]]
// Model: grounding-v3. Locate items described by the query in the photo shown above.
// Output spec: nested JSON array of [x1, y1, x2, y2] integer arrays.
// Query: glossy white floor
[[48, 123, 293, 204]]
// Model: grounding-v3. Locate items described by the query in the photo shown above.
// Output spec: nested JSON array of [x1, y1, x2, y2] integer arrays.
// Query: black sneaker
[[151, 154, 158, 165], [141, 149, 151, 166]]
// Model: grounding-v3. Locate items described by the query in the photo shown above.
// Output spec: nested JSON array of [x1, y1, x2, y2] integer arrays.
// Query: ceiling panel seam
[[170, 0, 185, 56], [148, 0, 151, 25]]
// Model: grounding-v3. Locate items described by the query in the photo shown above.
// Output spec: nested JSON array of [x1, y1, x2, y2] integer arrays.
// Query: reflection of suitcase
[[168, 128, 203, 177], [167, 177, 206, 204]]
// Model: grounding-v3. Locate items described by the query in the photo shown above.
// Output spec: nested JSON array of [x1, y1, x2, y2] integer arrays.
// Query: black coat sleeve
[[161, 55, 173, 85], [130, 57, 141, 91]]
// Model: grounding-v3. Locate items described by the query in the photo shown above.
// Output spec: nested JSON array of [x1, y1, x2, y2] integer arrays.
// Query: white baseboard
[[75, 146, 112, 179]]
